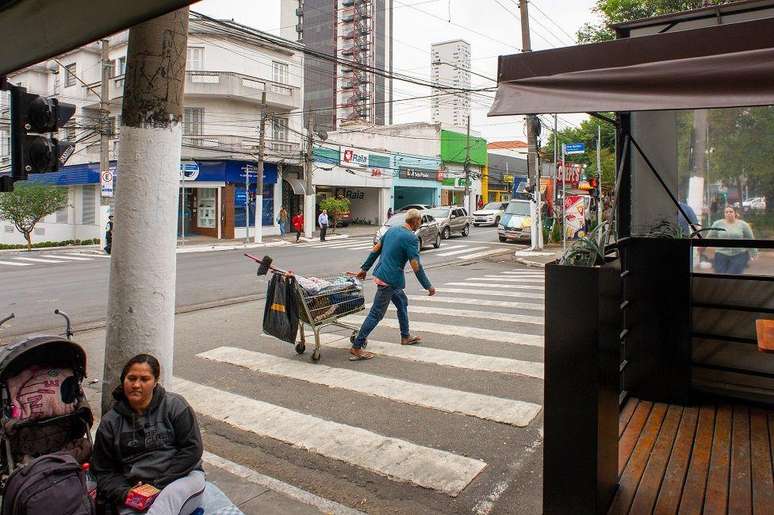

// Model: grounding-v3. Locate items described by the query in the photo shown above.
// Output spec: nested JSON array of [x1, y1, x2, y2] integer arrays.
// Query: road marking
[[446, 282, 543, 291], [502, 270, 544, 275], [383, 304, 543, 325], [476, 275, 544, 282], [346, 316, 544, 347], [41, 254, 94, 261], [12, 256, 68, 264], [171, 378, 487, 496], [67, 252, 110, 258], [457, 248, 513, 260], [317, 334, 544, 379], [436, 288, 544, 300], [310, 241, 374, 249], [436, 247, 487, 257], [0, 260, 32, 267], [199, 347, 542, 427], [202, 451, 365, 515], [423, 245, 466, 254], [406, 295, 544, 312]]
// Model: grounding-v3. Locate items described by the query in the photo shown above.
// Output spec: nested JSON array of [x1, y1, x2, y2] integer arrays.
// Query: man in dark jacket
[[92, 382, 203, 511]]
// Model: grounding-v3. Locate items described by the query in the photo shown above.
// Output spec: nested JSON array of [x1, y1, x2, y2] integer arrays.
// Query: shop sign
[[557, 162, 583, 186], [179, 161, 200, 181], [399, 167, 442, 181], [341, 147, 369, 168], [442, 177, 471, 188]]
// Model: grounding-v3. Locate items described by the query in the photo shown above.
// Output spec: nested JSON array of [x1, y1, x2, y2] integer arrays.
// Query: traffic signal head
[[9, 85, 76, 182]]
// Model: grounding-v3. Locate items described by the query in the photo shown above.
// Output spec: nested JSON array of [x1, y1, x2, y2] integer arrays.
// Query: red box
[[125, 484, 161, 511]]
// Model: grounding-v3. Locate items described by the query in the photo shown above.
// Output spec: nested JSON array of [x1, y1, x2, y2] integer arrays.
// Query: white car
[[473, 202, 508, 227], [743, 197, 767, 211]]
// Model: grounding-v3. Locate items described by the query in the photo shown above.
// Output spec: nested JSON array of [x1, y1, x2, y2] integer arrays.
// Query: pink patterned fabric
[[7, 366, 76, 421]]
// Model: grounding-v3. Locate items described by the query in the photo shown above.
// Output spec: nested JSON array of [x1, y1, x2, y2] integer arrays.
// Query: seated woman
[[92, 354, 205, 515]]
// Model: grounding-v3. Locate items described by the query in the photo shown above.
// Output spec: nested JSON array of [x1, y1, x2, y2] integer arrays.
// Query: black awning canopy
[[489, 16, 774, 115]]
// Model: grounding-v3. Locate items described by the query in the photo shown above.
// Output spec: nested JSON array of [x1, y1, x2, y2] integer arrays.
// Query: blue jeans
[[353, 284, 409, 348]]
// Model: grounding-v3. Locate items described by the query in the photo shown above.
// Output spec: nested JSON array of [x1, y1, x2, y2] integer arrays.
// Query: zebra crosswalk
[[171, 266, 546, 509], [297, 237, 517, 262], [0, 249, 108, 269]]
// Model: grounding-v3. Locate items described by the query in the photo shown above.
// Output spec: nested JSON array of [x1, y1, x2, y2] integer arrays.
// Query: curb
[[515, 258, 548, 269]]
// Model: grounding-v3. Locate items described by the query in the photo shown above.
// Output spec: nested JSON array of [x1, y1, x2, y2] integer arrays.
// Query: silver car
[[427, 206, 472, 239], [374, 212, 441, 251]]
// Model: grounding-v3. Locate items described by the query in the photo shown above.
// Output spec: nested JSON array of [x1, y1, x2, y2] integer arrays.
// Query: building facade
[[1, 17, 305, 244], [285, 0, 393, 131], [431, 39, 471, 130]]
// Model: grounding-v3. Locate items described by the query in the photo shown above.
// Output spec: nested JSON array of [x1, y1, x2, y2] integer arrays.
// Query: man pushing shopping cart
[[350, 208, 436, 361]]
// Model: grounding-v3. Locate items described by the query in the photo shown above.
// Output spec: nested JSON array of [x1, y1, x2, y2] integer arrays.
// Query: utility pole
[[303, 118, 315, 239], [99, 39, 110, 252], [255, 91, 267, 243], [597, 124, 602, 228], [553, 114, 558, 222], [102, 8, 189, 414], [519, 0, 541, 249], [464, 115, 471, 216]]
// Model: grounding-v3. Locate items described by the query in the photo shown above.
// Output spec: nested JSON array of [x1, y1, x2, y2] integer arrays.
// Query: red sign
[[557, 162, 583, 186]]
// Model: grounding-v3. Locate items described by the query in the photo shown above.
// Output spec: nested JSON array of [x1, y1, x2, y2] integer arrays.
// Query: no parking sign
[[101, 169, 114, 197]]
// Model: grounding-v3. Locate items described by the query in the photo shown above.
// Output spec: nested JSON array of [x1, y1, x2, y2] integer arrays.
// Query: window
[[272, 117, 288, 141], [183, 107, 204, 136], [0, 129, 8, 160], [81, 186, 96, 224], [112, 56, 126, 77], [56, 204, 69, 224], [187, 47, 204, 71], [272, 61, 289, 85], [64, 63, 77, 87]]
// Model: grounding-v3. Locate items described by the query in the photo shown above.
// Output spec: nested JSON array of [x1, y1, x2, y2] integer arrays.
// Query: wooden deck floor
[[609, 399, 774, 515]]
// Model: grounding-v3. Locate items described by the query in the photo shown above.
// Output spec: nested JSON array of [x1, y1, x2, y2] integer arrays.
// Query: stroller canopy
[[0, 336, 87, 382]]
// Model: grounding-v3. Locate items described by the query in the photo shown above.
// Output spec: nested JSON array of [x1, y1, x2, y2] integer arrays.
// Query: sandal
[[349, 350, 375, 361], [401, 336, 422, 345]]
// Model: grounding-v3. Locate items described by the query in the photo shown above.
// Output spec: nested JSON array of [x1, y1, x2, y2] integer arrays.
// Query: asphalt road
[[0, 225, 517, 337]]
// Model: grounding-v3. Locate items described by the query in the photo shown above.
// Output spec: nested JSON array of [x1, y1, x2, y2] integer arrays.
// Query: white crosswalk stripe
[[407, 295, 544, 312], [422, 245, 466, 254], [446, 282, 543, 291], [317, 334, 544, 379], [437, 288, 544, 300], [0, 260, 31, 267], [346, 316, 543, 347], [471, 276, 544, 283], [41, 254, 94, 261], [457, 249, 513, 260], [383, 304, 543, 325], [171, 377, 487, 496], [435, 247, 487, 257], [12, 256, 69, 264], [199, 347, 542, 427], [502, 270, 544, 275], [67, 252, 110, 258]]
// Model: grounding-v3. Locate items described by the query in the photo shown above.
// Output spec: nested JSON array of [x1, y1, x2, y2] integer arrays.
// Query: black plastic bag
[[263, 274, 299, 344]]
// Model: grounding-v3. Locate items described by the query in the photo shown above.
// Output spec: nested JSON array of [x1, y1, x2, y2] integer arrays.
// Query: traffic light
[[9, 85, 76, 183]]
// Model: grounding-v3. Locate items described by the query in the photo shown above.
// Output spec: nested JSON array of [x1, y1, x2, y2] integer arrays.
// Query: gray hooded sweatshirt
[[91, 385, 203, 505]]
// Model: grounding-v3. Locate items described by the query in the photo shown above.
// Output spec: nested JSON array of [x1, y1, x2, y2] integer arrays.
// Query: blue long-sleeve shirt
[[361, 226, 432, 290]]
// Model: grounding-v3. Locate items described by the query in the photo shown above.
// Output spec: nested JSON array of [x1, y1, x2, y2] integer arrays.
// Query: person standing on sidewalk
[[292, 212, 304, 243], [350, 209, 435, 360], [277, 207, 289, 240], [708, 206, 757, 274], [318, 209, 329, 242], [104, 215, 114, 255]]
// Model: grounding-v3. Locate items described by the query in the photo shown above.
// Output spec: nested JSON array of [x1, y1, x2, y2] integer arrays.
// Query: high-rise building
[[431, 39, 471, 130], [283, 0, 393, 131]]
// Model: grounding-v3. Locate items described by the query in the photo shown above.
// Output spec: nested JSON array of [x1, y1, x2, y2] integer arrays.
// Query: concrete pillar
[[102, 8, 189, 413]]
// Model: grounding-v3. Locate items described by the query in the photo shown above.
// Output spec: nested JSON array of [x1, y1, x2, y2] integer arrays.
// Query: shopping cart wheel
[[311, 349, 321, 361], [295, 343, 306, 354]]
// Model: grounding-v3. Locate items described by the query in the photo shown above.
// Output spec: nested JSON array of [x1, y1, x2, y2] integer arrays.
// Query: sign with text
[[557, 162, 583, 185], [399, 167, 442, 181], [341, 147, 369, 168], [179, 161, 200, 181], [100, 168, 114, 198], [564, 143, 586, 155]]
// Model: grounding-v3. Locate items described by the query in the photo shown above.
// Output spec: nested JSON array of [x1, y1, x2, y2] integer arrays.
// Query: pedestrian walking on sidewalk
[[292, 212, 304, 242], [104, 215, 114, 255], [277, 207, 289, 239], [708, 206, 757, 274], [350, 209, 435, 360], [318, 209, 329, 242]]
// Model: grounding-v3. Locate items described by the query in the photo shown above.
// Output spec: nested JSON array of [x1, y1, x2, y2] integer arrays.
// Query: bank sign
[[341, 147, 369, 168], [399, 167, 443, 181]]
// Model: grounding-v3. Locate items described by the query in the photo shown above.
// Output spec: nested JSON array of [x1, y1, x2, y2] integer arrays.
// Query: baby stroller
[[0, 311, 94, 493]]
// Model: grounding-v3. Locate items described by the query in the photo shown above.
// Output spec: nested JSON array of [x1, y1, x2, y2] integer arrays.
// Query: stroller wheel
[[311, 349, 321, 361], [295, 343, 306, 354]]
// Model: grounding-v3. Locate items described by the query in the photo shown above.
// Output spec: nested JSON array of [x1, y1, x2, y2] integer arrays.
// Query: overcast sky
[[194, 0, 600, 142]]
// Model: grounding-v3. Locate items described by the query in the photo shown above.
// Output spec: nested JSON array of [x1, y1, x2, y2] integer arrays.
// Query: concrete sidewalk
[[513, 244, 562, 268]]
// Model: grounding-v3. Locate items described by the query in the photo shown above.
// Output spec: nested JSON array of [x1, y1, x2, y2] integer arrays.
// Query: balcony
[[82, 71, 301, 111], [181, 134, 300, 161]]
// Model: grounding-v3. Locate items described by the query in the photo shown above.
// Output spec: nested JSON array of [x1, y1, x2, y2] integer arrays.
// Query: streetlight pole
[[255, 91, 267, 243]]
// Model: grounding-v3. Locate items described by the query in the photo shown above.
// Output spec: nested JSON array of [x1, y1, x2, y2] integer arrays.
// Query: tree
[[319, 197, 351, 233], [0, 183, 68, 251], [577, 1, 732, 43]]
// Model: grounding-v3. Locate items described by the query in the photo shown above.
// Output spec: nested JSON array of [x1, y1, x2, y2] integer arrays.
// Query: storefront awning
[[285, 177, 306, 195], [489, 16, 774, 115]]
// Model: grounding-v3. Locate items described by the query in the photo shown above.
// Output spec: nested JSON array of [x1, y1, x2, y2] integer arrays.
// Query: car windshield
[[427, 208, 450, 218], [385, 213, 407, 226], [483, 202, 501, 210], [505, 201, 530, 216]]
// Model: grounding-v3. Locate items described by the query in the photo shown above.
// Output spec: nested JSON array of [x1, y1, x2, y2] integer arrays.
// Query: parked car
[[397, 204, 431, 212], [473, 202, 508, 227], [498, 199, 532, 243], [374, 212, 441, 250], [427, 206, 472, 239], [742, 196, 767, 212]]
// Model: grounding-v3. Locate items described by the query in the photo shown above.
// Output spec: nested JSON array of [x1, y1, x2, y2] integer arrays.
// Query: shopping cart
[[246, 254, 365, 361]]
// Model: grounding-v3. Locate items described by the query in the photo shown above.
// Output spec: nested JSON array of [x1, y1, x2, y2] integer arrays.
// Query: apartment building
[[1, 16, 305, 244], [431, 39, 471, 130]]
